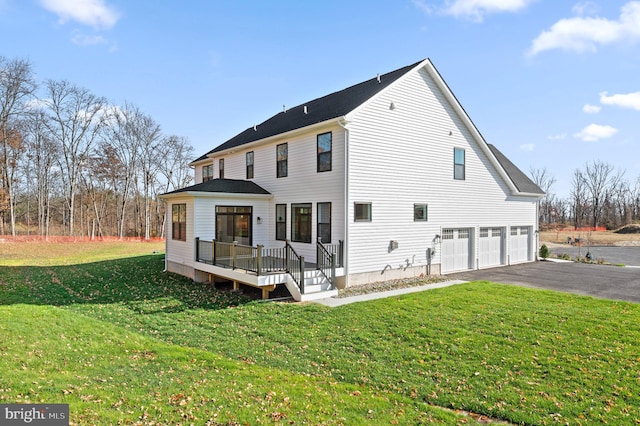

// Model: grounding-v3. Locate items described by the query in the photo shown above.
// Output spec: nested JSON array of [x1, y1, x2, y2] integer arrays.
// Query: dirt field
[[540, 229, 640, 247]]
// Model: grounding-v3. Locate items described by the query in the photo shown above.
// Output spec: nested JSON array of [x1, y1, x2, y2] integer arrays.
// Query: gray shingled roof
[[163, 178, 270, 196], [192, 59, 424, 163], [488, 144, 545, 195]]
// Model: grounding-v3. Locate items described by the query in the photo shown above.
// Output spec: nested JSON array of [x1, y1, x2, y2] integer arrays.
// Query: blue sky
[[1, 0, 639, 198]]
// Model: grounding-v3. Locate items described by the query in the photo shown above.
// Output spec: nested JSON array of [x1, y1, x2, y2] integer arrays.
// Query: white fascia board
[[207, 118, 343, 158]]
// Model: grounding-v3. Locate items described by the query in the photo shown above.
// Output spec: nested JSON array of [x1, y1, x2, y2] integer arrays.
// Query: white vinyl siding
[[345, 66, 537, 276]]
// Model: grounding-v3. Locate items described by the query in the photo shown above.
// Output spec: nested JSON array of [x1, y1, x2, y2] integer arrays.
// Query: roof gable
[[192, 59, 424, 162]]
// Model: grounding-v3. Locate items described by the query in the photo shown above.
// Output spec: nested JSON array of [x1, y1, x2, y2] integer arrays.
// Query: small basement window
[[414, 204, 428, 221], [354, 203, 372, 222]]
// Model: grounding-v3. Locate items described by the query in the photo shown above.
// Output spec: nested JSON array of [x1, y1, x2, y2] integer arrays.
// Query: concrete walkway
[[313, 279, 467, 307]]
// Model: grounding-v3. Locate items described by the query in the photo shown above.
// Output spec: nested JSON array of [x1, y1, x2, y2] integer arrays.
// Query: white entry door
[[441, 228, 472, 273], [478, 227, 504, 268]]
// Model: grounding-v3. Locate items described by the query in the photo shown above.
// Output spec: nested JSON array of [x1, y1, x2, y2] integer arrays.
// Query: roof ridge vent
[[283, 104, 286, 113], [303, 105, 308, 114], [377, 73, 381, 83]]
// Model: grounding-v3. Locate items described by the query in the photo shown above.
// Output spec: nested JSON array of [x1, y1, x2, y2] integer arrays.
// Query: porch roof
[[161, 178, 271, 198]]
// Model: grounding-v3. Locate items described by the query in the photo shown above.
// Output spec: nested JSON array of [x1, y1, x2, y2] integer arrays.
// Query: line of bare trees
[[0, 56, 194, 238], [531, 161, 640, 230]]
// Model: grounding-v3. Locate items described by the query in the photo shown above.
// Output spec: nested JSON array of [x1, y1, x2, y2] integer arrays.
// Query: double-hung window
[[219, 158, 225, 179], [246, 151, 254, 179], [202, 164, 214, 182], [277, 143, 288, 178], [291, 203, 312, 243], [317, 132, 332, 172], [317, 202, 331, 243], [454, 148, 465, 180], [172, 204, 186, 241], [275, 204, 286, 241]]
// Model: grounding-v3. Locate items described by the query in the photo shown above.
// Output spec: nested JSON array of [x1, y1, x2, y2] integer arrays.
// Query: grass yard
[[1, 242, 640, 424]]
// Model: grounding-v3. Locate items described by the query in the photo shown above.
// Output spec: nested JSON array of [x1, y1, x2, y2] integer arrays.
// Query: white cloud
[[600, 91, 640, 110], [547, 133, 568, 140], [441, 0, 536, 22], [528, 1, 640, 56], [71, 32, 107, 46], [39, 0, 119, 29], [583, 103, 601, 113], [413, 0, 535, 21], [572, 1, 599, 17], [520, 143, 535, 151], [574, 123, 618, 142]]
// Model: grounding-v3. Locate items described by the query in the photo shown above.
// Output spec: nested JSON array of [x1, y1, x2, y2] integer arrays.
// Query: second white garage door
[[478, 227, 504, 268], [441, 228, 472, 273]]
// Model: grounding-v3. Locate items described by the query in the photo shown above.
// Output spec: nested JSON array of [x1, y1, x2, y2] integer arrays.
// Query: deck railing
[[316, 239, 336, 289], [195, 238, 306, 291]]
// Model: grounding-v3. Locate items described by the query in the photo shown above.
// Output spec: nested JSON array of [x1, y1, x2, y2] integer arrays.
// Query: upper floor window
[[202, 164, 214, 182], [246, 151, 254, 179], [317, 132, 332, 172], [277, 143, 288, 178], [219, 158, 225, 179], [454, 148, 465, 180], [172, 204, 187, 241], [354, 202, 372, 222]]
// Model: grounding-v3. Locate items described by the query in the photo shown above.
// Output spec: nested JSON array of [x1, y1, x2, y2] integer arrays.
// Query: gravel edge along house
[[160, 58, 544, 301]]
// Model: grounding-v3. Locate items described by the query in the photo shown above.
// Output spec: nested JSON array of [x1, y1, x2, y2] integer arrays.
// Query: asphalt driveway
[[448, 261, 640, 303]]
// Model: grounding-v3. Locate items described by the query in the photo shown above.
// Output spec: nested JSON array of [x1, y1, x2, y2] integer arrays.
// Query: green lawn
[[1, 243, 640, 424]]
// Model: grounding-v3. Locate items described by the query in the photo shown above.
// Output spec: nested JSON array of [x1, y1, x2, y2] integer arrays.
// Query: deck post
[[256, 245, 263, 276], [339, 240, 344, 267], [330, 253, 336, 289], [212, 240, 216, 265], [232, 241, 237, 269], [195, 237, 200, 262]]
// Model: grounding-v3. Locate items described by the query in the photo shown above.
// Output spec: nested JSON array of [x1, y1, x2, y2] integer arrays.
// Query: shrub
[[539, 244, 550, 259]]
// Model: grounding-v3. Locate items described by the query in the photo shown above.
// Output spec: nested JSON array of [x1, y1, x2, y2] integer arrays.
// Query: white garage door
[[479, 227, 504, 268], [510, 226, 531, 264], [441, 228, 472, 273]]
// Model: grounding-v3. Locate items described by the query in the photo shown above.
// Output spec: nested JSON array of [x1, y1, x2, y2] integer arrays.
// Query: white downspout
[[338, 118, 350, 287]]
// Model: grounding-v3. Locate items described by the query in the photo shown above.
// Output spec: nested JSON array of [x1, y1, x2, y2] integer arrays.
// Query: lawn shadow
[[0, 254, 250, 310]]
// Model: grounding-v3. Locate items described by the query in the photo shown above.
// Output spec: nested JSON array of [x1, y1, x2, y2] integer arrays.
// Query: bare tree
[[23, 110, 58, 237], [134, 111, 162, 240], [570, 169, 587, 229], [0, 57, 36, 235], [43, 80, 106, 235], [530, 167, 556, 224], [583, 161, 623, 229]]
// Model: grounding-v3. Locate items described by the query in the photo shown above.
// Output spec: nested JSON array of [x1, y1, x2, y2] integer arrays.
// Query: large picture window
[[202, 164, 214, 182], [317, 132, 332, 172], [172, 204, 187, 241], [454, 148, 465, 180], [275, 204, 286, 241], [317, 202, 331, 243], [291, 203, 312, 243], [277, 143, 288, 178], [219, 158, 225, 179], [246, 151, 254, 179]]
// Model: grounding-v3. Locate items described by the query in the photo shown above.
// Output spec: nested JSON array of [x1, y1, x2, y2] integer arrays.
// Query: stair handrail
[[316, 238, 336, 289], [285, 240, 305, 293]]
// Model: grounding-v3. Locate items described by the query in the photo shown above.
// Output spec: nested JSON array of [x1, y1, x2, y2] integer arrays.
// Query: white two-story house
[[160, 58, 544, 301]]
